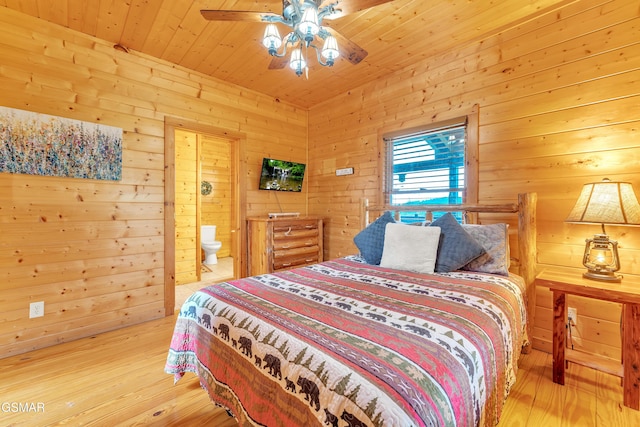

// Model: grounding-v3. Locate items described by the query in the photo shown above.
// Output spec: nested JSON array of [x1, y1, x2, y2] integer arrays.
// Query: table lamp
[[565, 178, 640, 282]]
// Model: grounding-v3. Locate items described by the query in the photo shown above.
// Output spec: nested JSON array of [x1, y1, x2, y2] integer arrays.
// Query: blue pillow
[[430, 213, 486, 272], [354, 211, 395, 265]]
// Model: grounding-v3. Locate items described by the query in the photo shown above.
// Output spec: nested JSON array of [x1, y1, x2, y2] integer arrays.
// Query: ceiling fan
[[200, 0, 395, 76]]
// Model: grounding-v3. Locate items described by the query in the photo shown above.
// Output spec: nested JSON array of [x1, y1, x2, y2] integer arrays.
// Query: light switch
[[335, 167, 354, 176]]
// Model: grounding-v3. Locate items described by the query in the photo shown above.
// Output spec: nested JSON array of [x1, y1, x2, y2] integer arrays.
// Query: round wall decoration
[[201, 180, 212, 196]]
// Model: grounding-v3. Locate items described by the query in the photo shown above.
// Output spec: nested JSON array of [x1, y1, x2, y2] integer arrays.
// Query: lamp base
[[583, 270, 622, 283]]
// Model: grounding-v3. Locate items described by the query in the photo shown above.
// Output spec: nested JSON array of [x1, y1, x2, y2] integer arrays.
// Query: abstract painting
[[0, 106, 122, 181]]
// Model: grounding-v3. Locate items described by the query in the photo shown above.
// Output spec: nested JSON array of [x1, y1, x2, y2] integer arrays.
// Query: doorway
[[163, 118, 247, 315], [198, 133, 234, 283]]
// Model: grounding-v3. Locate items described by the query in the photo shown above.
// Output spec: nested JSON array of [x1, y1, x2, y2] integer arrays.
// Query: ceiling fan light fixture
[[201, 0, 386, 76], [262, 24, 282, 53], [321, 35, 340, 65], [264, 0, 340, 75], [289, 47, 306, 76]]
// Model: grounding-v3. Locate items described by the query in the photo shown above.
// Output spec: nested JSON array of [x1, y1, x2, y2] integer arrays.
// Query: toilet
[[201, 225, 222, 265]]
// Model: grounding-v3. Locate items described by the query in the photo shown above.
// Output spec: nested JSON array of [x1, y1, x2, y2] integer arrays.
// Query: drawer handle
[[285, 227, 292, 236], [282, 263, 292, 267]]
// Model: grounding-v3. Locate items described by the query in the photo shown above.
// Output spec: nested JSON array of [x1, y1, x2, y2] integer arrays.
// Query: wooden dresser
[[247, 216, 323, 276]]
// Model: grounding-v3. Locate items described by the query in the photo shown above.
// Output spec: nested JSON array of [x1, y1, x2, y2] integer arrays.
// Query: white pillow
[[380, 223, 441, 274]]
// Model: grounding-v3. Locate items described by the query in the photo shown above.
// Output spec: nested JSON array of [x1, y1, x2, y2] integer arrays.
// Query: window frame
[[379, 105, 479, 213]]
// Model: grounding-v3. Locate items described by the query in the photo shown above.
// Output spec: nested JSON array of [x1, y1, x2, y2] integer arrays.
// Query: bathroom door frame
[[163, 117, 247, 316]]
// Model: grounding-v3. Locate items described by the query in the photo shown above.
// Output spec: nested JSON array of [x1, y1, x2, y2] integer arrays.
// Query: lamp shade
[[321, 35, 340, 61], [298, 7, 319, 40], [289, 47, 306, 76], [262, 24, 282, 50], [566, 178, 640, 225]]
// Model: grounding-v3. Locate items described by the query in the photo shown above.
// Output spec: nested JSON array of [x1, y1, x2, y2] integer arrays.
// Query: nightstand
[[535, 267, 640, 410]]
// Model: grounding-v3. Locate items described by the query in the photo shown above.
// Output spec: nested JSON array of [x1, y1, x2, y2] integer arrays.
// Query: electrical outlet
[[567, 306, 577, 326], [29, 301, 44, 319]]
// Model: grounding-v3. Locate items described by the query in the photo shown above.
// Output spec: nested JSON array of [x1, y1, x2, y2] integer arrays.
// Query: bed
[[165, 193, 537, 427]]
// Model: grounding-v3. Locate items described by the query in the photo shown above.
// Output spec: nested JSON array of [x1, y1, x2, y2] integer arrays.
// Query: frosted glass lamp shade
[[321, 35, 339, 64], [298, 7, 319, 41], [289, 48, 306, 76], [262, 24, 282, 52]]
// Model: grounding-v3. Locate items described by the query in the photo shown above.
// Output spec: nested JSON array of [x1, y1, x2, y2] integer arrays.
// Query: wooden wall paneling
[[0, 6, 307, 357], [174, 129, 198, 285], [477, 125, 640, 175], [1, 236, 164, 268], [308, 0, 639, 359], [314, 1, 621, 127], [481, 97, 640, 144], [0, 268, 163, 311], [0, 302, 166, 357]]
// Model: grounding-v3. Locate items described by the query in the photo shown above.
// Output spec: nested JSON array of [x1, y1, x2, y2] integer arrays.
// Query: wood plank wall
[[0, 7, 307, 357], [174, 129, 198, 285], [308, 0, 640, 361]]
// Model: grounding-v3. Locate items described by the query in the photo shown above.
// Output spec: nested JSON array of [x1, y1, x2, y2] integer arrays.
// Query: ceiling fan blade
[[332, 30, 368, 65], [323, 0, 395, 19], [268, 55, 290, 70], [200, 10, 279, 22]]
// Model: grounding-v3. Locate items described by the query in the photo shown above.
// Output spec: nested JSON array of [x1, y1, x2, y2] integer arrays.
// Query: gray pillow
[[430, 212, 486, 272], [461, 223, 510, 276], [354, 211, 395, 265]]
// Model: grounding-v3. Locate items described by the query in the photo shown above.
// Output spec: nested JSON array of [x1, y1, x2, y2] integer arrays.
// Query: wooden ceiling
[[1, 0, 570, 108]]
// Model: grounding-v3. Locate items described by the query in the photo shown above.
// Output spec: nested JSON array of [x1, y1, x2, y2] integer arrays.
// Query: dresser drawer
[[273, 253, 320, 271], [273, 244, 319, 259], [272, 236, 318, 251], [272, 219, 318, 233]]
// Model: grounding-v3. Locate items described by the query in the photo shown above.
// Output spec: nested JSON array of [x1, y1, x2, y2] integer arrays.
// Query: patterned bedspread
[[165, 256, 527, 427]]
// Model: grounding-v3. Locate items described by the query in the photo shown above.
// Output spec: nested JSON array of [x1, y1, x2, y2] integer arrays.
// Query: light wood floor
[[3, 287, 639, 425], [175, 256, 234, 311]]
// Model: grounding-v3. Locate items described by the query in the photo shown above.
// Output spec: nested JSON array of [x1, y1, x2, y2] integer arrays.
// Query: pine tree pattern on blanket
[[165, 256, 527, 427]]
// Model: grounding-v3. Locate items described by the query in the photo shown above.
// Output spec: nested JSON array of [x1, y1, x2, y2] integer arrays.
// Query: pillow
[[461, 223, 510, 276], [379, 223, 441, 274], [429, 213, 486, 272], [353, 211, 395, 265]]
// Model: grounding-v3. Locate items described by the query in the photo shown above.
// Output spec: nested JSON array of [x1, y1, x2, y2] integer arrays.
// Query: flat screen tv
[[259, 157, 306, 192]]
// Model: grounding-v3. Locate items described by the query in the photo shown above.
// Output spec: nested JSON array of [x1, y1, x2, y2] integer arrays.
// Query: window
[[383, 114, 477, 223]]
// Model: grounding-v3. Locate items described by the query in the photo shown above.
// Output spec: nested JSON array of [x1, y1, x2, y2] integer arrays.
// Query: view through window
[[384, 120, 467, 223]]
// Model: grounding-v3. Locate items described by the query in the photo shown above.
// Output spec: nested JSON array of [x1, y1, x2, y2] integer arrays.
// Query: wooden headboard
[[360, 193, 538, 350]]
